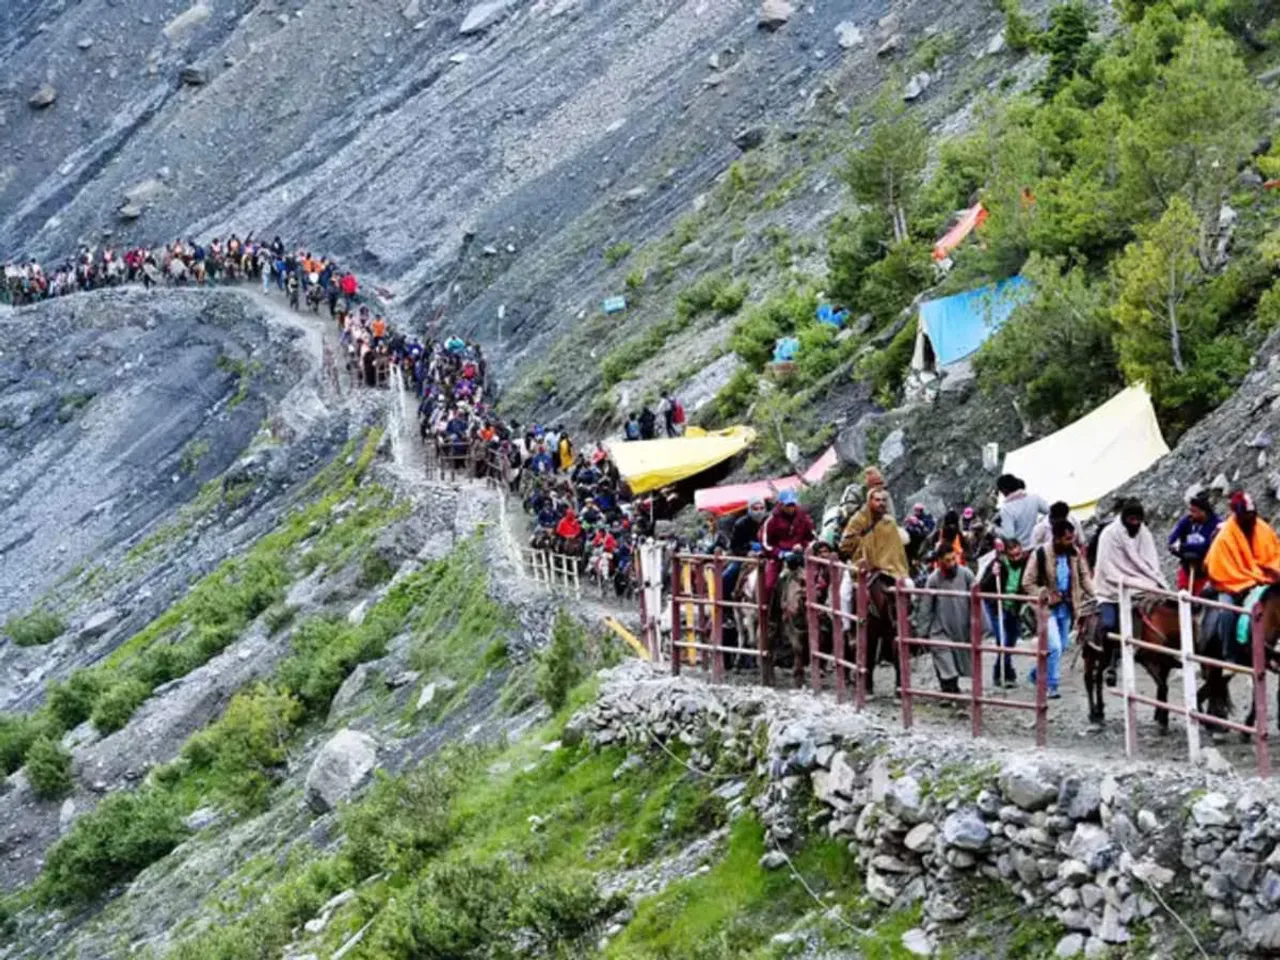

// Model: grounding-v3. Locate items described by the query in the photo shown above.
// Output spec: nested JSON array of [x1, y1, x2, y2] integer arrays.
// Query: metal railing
[[804, 553, 867, 708], [891, 578, 1050, 747], [522, 548, 582, 598], [1110, 579, 1269, 775], [668, 553, 773, 685]]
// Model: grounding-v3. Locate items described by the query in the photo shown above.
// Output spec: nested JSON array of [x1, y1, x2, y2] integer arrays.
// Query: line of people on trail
[[2, 236, 363, 309], [693, 461, 1280, 719]]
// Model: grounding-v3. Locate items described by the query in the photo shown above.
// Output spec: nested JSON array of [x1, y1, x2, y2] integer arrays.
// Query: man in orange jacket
[[1204, 491, 1280, 654], [1206, 491, 1280, 598]]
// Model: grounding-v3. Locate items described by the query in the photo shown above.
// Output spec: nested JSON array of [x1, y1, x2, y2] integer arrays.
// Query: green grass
[[4, 609, 65, 647], [23, 536, 508, 907], [0, 431, 387, 783], [605, 242, 634, 266], [179, 438, 211, 475], [215, 355, 259, 410]]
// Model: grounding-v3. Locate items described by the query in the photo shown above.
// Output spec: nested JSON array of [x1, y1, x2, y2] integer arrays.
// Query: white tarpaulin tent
[[1001, 385, 1169, 517]]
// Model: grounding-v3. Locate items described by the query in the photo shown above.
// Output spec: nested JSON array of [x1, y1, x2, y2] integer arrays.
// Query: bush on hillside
[[364, 859, 620, 959], [181, 685, 303, 813], [5, 610, 66, 647], [90, 678, 151, 734], [342, 759, 472, 878], [45, 671, 105, 732], [0, 713, 44, 776], [536, 613, 586, 713], [26, 736, 73, 800], [38, 788, 187, 904]]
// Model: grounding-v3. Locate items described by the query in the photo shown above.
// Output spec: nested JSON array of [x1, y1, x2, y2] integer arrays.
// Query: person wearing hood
[[839, 467, 897, 560], [1206, 491, 1280, 598], [915, 544, 975, 695], [554, 507, 583, 548], [993, 474, 1051, 550], [721, 497, 768, 597], [1094, 500, 1167, 681], [1167, 493, 1220, 594]]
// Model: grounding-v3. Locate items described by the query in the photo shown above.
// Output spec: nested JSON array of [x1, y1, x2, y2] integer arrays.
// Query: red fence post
[[1034, 594, 1049, 749], [711, 557, 725, 683], [896, 579, 914, 731], [970, 583, 984, 740], [757, 559, 773, 685], [669, 556, 681, 676], [855, 568, 868, 711], [829, 561, 845, 705], [1252, 603, 1271, 777], [805, 552, 822, 694]]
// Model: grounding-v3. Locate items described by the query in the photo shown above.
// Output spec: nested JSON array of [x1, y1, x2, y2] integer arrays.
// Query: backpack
[[625, 420, 640, 439], [672, 400, 685, 425]]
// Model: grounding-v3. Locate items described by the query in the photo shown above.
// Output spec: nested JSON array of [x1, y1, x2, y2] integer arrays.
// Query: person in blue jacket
[[1167, 492, 1220, 595]]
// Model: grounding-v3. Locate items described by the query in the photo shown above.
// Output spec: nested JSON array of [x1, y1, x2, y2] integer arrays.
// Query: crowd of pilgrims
[[2, 235, 361, 309]]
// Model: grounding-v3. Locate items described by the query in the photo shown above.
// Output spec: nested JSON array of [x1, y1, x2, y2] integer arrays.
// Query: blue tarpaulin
[[816, 304, 849, 328], [911, 276, 1031, 371], [773, 337, 800, 362]]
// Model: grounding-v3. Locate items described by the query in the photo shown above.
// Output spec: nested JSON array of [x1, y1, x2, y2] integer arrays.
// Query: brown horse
[[1081, 599, 1185, 732]]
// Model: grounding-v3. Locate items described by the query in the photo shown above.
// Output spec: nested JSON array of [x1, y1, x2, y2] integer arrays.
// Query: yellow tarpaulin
[[1001, 385, 1169, 518], [605, 426, 757, 495]]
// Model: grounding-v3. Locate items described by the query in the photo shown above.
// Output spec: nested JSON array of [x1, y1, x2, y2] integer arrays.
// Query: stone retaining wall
[[567, 661, 1280, 958]]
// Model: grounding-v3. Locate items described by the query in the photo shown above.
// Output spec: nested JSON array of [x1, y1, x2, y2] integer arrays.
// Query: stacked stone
[[570, 661, 1280, 957]]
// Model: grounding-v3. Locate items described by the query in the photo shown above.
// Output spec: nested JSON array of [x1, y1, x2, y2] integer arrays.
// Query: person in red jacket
[[761, 489, 815, 601], [555, 508, 584, 554], [339, 272, 357, 301]]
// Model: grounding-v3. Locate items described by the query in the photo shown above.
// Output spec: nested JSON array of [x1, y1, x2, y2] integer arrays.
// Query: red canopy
[[932, 203, 987, 261], [693, 446, 840, 516]]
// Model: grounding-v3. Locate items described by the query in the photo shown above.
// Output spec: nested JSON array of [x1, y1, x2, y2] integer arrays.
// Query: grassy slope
[[140, 670, 1069, 960]]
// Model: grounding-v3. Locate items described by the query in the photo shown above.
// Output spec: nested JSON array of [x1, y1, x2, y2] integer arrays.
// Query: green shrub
[[181, 686, 302, 813], [5, 610, 65, 647], [729, 287, 818, 370], [711, 280, 748, 315], [357, 552, 395, 589], [38, 788, 187, 904], [45, 671, 104, 731], [857, 239, 932, 325], [625, 268, 645, 290], [604, 242, 633, 266], [858, 317, 919, 406], [264, 603, 297, 636], [91, 678, 151, 734], [365, 859, 619, 959], [277, 616, 387, 716], [536, 613, 586, 713], [132, 644, 199, 689], [705, 367, 759, 426], [342, 761, 468, 878], [1000, 0, 1038, 52], [0, 713, 44, 775], [675, 272, 745, 322], [26, 736, 73, 800]]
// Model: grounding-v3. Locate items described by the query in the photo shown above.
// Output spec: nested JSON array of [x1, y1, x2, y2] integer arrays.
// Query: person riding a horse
[[1204, 491, 1280, 644], [1093, 500, 1167, 684]]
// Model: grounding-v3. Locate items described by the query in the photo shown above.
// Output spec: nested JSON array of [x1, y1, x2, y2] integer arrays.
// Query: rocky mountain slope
[[1, 0, 1013, 389]]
